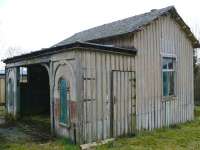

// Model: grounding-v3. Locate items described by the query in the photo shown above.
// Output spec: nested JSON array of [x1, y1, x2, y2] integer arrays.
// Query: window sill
[[162, 95, 177, 102]]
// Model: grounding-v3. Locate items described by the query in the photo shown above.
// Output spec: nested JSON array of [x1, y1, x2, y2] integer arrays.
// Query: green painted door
[[60, 79, 69, 124]]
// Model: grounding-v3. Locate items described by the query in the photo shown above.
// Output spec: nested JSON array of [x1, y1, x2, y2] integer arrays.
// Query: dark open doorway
[[19, 64, 51, 132]]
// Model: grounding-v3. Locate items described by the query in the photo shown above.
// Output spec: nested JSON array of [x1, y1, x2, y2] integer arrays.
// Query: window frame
[[58, 78, 70, 127], [161, 55, 177, 98]]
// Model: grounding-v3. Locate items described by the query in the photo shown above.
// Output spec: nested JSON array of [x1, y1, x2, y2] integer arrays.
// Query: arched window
[[59, 78, 70, 126]]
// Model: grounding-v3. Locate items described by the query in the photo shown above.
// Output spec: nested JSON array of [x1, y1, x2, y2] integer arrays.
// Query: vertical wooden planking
[[76, 13, 195, 143], [123, 57, 127, 134], [96, 53, 101, 140], [132, 69, 137, 133], [110, 54, 115, 137], [127, 57, 131, 134], [100, 53, 104, 139], [143, 27, 149, 130], [178, 23, 182, 123], [106, 53, 111, 138], [140, 29, 145, 130], [119, 56, 123, 135], [116, 55, 121, 136], [154, 19, 159, 128], [184, 31, 187, 122], [90, 51, 96, 141], [176, 21, 180, 124], [179, 19, 183, 123], [180, 28, 184, 123], [160, 17, 164, 127], [149, 24, 154, 130], [77, 50, 85, 143], [184, 34, 187, 121], [139, 29, 145, 129], [145, 25, 150, 130], [185, 34, 189, 121], [153, 21, 157, 129], [133, 32, 141, 130], [82, 50, 86, 142], [102, 53, 107, 139], [158, 18, 163, 128], [94, 52, 98, 141], [125, 58, 130, 134], [87, 51, 92, 142]]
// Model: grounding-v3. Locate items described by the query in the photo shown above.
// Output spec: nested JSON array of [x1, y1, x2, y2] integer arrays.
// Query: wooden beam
[[80, 138, 114, 150]]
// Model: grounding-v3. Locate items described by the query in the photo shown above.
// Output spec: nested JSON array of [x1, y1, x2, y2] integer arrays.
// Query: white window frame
[[161, 53, 177, 98]]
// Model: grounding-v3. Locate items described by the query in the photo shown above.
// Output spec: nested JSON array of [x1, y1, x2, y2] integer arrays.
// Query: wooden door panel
[[111, 70, 136, 137]]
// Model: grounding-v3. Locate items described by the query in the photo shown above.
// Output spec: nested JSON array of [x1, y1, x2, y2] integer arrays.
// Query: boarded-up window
[[59, 79, 70, 125], [162, 57, 176, 96]]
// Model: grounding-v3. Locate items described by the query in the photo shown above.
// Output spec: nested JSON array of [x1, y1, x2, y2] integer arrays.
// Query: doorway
[[19, 64, 51, 132], [110, 70, 136, 137]]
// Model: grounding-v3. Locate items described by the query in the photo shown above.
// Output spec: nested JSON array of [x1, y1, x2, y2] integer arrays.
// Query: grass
[[0, 137, 79, 150], [98, 106, 200, 150], [0, 114, 79, 150], [0, 105, 5, 116], [1, 107, 200, 149]]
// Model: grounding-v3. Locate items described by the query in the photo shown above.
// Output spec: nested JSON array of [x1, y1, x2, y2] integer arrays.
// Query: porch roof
[[3, 41, 137, 64]]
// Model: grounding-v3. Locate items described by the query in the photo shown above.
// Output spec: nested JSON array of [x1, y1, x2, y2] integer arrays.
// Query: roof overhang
[[166, 7, 200, 48], [90, 7, 200, 48], [3, 41, 137, 64]]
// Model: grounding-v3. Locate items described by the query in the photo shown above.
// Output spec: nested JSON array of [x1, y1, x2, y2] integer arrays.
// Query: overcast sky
[[0, 0, 200, 69]]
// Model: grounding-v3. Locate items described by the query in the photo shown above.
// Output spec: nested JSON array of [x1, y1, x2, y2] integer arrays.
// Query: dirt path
[[0, 116, 58, 150]]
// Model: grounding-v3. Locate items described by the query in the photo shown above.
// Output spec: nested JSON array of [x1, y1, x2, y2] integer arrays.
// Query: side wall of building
[[76, 49, 136, 143], [93, 14, 194, 130]]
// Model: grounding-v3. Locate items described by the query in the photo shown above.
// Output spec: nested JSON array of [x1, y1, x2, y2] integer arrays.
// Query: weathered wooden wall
[[6, 67, 20, 117], [93, 14, 194, 130], [76, 50, 136, 143], [52, 50, 77, 141], [0, 75, 5, 104], [4, 13, 195, 145]]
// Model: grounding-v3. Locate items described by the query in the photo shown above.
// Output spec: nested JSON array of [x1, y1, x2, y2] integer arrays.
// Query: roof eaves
[[169, 7, 200, 48], [3, 41, 137, 64]]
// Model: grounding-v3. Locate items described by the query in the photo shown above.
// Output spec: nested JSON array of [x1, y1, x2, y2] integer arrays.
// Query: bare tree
[[5, 46, 25, 58]]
